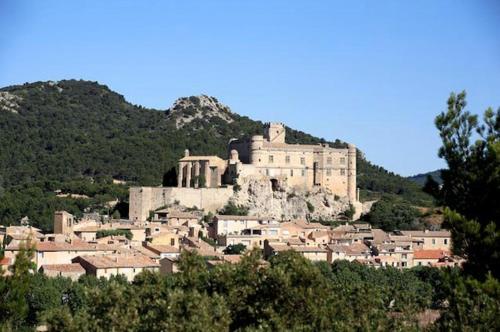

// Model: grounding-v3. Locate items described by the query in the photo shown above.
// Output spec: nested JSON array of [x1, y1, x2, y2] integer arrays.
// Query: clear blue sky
[[1, 1, 499, 176]]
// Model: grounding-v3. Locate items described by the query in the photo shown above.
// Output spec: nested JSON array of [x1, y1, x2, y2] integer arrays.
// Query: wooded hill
[[0, 80, 430, 200]]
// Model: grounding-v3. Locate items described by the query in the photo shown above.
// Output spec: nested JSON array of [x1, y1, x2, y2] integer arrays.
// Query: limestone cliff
[[229, 177, 366, 221]]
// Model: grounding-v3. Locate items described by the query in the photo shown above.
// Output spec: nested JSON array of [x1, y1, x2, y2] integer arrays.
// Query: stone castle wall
[[129, 186, 234, 222]]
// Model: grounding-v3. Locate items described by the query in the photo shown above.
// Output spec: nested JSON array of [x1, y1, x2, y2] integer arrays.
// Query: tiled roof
[[0, 257, 11, 265], [145, 244, 180, 254], [401, 230, 451, 238], [270, 244, 327, 253], [328, 243, 371, 255], [414, 250, 450, 260], [77, 254, 159, 269], [6, 239, 118, 252], [41, 263, 85, 273]]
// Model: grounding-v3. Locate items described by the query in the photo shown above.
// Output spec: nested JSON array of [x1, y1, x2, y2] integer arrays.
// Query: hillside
[[0, 80, 432, 229], [407, 170, 443, 186]]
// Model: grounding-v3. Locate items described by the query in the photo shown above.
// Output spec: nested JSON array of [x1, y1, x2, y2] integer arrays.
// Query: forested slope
[[0, 80, 432, 230]]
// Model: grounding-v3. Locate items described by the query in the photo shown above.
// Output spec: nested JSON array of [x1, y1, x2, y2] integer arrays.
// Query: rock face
[[230, 177, 358, 221], [0, 91, 22, 114], [167, 95, 234, 129]]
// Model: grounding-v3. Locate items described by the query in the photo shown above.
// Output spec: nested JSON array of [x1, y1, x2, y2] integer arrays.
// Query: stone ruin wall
[[129, 186, 234, 222]]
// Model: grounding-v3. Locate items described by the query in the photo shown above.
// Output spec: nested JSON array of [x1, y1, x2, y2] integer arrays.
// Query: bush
[[306, 201, 315, 213]]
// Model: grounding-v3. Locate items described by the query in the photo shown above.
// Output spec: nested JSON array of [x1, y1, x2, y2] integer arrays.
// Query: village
[[0, 123, 463, 280], [0, 207, 462, 281]]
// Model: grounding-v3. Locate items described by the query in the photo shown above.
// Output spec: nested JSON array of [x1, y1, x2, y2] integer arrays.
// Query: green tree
[[422, 174, 440, 199], [435, 91, 500, 278], [223, 244, 246, 255], [362, 195, 422, 231]]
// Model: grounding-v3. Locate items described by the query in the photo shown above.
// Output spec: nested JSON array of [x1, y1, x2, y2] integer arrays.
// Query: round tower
[[347, 144, 357, 202], [250, 135, 264, 165]]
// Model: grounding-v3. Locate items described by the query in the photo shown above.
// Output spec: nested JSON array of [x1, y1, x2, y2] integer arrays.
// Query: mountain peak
[[167, 95, 234, 128]]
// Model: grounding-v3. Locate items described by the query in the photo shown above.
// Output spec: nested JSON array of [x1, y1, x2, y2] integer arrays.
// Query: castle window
[[444, 239, 448, 245], [269, 155, 274, 163], [301, 169, 305, 176], [326, 169, 332, 176], [340, 157, 346, 164], [340, 169, 346, 176], [327, 157, 332, 165], [285, 155, 290, 163], [266, 169, 270, 176], [300, 157, 305, 165], [290, 169, 294, 176]]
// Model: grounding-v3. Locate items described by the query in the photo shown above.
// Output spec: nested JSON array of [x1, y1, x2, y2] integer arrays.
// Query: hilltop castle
[[130, 123, 357, 221], [177, 123, 357, 199]]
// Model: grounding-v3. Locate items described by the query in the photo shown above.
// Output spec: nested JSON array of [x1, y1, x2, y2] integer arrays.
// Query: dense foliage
[[1, 249, 498, 331], [362, 195, 424, 231], [0, 179, 128, 232], [434, 91, 500, 279], [0, 79, 430, 195], [96, 229, 133, 240]]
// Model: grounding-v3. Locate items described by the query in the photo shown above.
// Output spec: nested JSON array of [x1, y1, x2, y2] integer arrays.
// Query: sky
[[1, 0, 499, 176]]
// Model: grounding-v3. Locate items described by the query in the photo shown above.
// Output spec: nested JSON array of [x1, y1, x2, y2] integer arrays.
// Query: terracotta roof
[[41, 263, 85, 273], [308, 231, 330, 239], [145, 244, 180, 254], [414, 250, 450, 260], [328, 243, 371, 255], [7, 239, 118, 252], [76, 254, 160, 269], [132, 246, 160, 259], [401, 230, 451, 238], [0, 257, 11, 265]]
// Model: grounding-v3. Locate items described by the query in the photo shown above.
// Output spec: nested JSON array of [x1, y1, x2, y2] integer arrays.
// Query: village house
[[73, 254, 159, 281], [401, 230, 451, 251], [326, 243, 372, 263], [40, 263, 86, 281]]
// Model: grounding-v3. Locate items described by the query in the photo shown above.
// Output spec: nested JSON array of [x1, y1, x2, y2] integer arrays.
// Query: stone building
[[227, 122, 357, 200], [176, 122, 357, 199], [130, 122, 358, 221]]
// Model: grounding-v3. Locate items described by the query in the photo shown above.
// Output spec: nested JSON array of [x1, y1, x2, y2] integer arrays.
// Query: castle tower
[[250, 135, 264, 165], [347, 144, 357, 202], [54, 211, 74, 235], [264, 122, 286, 144]]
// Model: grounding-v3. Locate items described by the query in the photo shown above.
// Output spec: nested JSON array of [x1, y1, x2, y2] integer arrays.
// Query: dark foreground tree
[[435, 91, 500, 278]]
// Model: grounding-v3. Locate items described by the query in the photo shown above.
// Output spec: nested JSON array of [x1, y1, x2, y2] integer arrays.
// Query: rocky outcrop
[[167, 95, 234, 129], [0, 91, 22, 114], [230, 177, 362, 221]]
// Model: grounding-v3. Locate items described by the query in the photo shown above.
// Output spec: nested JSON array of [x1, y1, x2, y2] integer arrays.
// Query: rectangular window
[[266, 169, 270, 176], [432, 239, 436, 245], [285, 155, 290, 163], [326, 169, 331, 176], [327, 157, 332, 165], [300, 157, 305, 165], [269, 155, 274, 163], [290, 169, 294, 176], [170, 238, 175, 246], [444, 239, 448, 245], [340, 157, 346, 164], [340, 169, 346, 176], [301, 169, 305, 176]]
